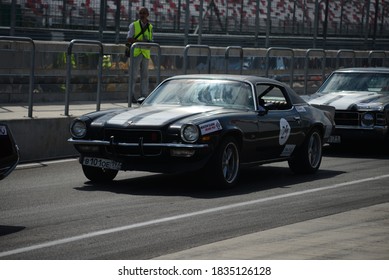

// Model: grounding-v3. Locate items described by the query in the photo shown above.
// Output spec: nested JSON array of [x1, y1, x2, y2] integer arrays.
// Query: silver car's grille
[[335, 111, 388, 127], [103, 129, 162, 156], [335, 111, 360, 126]]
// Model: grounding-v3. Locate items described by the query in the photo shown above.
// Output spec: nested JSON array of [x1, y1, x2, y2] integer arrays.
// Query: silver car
[[306, 67, 389, 144]]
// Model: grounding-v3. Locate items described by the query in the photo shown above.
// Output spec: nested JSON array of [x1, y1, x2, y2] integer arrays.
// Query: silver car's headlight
[[181, 124, 199, 143], [361, 112, 374, 127], [70, 120, 87, 138]]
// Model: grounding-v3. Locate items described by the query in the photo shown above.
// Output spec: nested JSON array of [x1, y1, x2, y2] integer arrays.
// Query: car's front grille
[[103, 129, 162, 156], [335, 111, 388, 127], [335, 111, 360, 126]]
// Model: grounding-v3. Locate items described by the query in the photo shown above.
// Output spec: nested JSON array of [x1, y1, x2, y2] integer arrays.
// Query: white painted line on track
[[1, 174, 389, 258]]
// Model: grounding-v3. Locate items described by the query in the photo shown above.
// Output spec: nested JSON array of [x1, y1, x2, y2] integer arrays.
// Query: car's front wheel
[[82, 165, 118, 182], [206, 136, 240, 188], [288, 129, 322, 174]]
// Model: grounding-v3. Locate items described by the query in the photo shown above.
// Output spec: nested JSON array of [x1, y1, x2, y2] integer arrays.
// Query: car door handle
[[293, 116, 301, 124]]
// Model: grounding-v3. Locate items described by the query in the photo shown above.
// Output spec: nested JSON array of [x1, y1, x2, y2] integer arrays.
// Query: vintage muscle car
[[0, 123, 19, 180], [69, 74, 334, 188], [306, 67, 389, 144]]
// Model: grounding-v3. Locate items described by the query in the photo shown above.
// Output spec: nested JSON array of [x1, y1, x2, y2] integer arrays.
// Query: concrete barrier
[[2, 117, 78, 163]]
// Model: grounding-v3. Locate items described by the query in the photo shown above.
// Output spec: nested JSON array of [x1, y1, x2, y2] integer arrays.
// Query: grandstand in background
[[1, 0, 389, 48]]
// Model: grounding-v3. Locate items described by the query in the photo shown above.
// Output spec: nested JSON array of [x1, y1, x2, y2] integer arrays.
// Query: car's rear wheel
[[288, 129, 322, 174], [206, 136, 240, 188], [82, 165, 118, 182]]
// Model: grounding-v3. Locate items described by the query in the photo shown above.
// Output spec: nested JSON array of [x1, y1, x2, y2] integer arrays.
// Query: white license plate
[[83, 157, 122, 170], [328, 135, 341, 143]]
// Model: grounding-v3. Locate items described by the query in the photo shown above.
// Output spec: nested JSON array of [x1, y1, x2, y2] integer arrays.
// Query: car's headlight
[[70, 120, 87, 138], [181, 124, 199, 143], [361, 112, 374, 127]]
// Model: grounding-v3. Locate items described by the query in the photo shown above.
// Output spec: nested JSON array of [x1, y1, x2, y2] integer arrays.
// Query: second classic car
[[69, 74, 334, 188], [306, 67, 389, 144]]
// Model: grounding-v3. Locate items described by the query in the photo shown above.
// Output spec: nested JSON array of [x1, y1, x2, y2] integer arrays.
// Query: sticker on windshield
[[199, 120, 222, 135], [279, 118, 291, 145]]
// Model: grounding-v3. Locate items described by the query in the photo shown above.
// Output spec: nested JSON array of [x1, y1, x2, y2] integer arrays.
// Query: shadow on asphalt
[[323, 141, 389, 159], [0, 225, 25, 237], [74, 141, 389, 198], [75, 164, 343, 199]]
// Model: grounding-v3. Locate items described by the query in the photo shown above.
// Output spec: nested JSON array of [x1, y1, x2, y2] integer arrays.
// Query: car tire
[[288, 129, 322, 174], [206, 136, 240, 188], [82, 165, 118, 182]]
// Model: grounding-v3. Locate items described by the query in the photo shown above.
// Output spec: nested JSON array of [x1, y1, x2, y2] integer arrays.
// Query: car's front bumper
[[69, 138, 212, 173], [329, 125, 389, 143]]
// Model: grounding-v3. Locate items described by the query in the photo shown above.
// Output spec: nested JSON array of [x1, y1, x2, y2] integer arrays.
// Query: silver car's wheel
[[207, 137, 240, 188], [288, 129, 322, 174], [82, 165, 118, 182]]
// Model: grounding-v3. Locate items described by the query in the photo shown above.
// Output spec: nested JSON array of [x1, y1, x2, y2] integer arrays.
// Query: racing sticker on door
[[279, 118, 291, 145]]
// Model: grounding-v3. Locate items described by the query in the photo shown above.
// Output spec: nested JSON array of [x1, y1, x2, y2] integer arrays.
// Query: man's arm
[[127, 22, 135, 43]]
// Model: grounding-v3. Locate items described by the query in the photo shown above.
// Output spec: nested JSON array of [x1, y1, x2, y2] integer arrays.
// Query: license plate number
[[328, 135, 341, 143], [83, 157, 122, 170]]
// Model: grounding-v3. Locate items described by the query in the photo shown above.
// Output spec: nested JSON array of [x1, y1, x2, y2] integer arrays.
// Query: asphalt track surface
[[0, 143, 389, 260]]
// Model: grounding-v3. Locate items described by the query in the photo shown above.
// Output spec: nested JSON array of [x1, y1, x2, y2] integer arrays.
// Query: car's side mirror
[[137, 97, 146, 104], [0, 124, 19, 180], [256, 106, 268, 116]]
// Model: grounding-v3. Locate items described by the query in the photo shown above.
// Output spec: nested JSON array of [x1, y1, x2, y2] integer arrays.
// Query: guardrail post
[[183, 44, 211, 74], [368, 50, 387, 67], [128, 42, 161, 107], [304, 49, 326, 95], [336, 49, 356, 69], [65, 39, 103, 116], [265, 47, 295, 88], [225, 46, 243, 74], [0, 36, 35, 118]]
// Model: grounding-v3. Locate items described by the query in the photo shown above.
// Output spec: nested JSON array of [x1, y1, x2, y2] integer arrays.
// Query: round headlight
[[181, 124, 199, 143], [361, 112, 374, 127], [71, 120, 87, 138]]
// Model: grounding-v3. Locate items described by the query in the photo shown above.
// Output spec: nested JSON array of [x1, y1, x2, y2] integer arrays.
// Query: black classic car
[[306, 67, 389, 144], [69, 74, 334, 188], [0, 123, 19, 180]]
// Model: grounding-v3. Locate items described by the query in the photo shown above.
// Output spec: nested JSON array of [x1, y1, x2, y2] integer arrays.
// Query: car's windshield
[[143, 79, 255, 110], [317, 72, 389, 94]]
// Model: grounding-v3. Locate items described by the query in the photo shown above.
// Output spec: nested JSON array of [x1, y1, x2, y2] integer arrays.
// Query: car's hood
[[94, 105, 230, 127], [307, 91, 389, 110]]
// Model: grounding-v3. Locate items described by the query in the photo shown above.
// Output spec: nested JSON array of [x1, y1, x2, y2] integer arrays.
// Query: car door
[[253, 83, 303, 161]]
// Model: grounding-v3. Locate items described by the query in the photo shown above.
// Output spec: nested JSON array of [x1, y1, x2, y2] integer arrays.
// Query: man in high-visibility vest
[[126, 7, 153, 102]]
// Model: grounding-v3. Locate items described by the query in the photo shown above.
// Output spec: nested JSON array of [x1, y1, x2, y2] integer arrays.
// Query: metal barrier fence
[[1, 36, 389, 118]]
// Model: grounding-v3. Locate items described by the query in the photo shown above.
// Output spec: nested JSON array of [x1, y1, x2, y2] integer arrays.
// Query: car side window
[[256, 83, 292, 110]]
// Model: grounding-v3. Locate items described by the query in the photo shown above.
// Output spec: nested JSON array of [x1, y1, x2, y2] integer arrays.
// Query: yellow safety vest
[[133, 20, 153, 59]]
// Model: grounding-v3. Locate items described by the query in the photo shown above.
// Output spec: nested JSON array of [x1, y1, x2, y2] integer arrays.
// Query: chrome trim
[[68, 138, 209, 149], [336, 125, 387, 130]]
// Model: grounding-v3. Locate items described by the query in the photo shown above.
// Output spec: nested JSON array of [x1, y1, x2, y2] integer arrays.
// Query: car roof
[[165, 74, 286, 85], [332, 67, 389, 74]]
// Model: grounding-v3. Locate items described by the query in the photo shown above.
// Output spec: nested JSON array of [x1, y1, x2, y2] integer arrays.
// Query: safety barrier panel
[[2, 36, 389, 118], [65, 39, 103, 116], [0, 36, 35, 117]]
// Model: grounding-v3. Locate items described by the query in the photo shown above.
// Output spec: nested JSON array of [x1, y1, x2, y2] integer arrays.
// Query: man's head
[[139, 7, 149, 21]]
